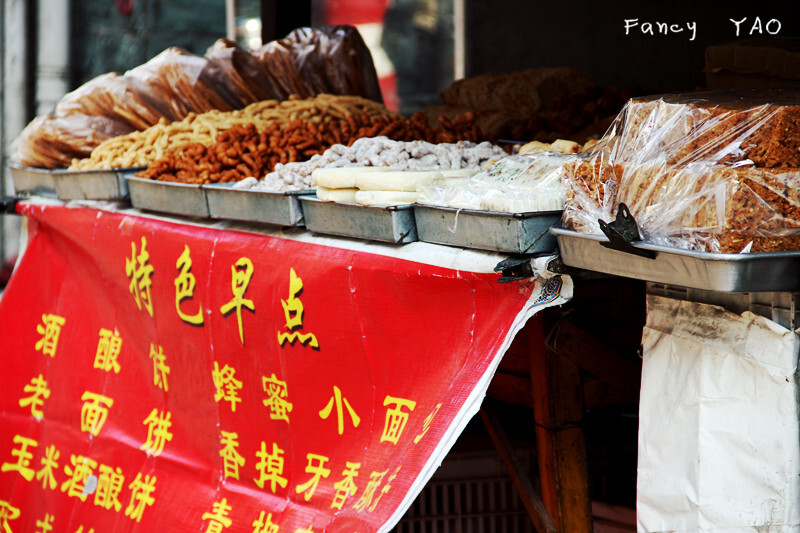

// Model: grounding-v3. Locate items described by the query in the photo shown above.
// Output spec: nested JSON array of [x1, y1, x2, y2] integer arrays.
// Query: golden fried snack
[[70, 94, 396, 170]]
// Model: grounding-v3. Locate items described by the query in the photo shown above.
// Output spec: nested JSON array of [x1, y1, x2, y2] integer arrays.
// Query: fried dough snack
[[135, 110, 494, 185], [70, 94, 394, 170]]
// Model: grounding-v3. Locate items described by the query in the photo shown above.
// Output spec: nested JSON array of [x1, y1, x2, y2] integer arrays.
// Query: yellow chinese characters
[[202, 498, 233, 533], [219, 431, 245, 480], [36, 444, 60, 490], [0, 501, 20, 533], [295, 453, 331, 501], [278, 268, 318, 349], [125, 473, 157, 522], [254, 442, 288, 493], [141, 409, 173, 456], [380, 396, 417, 445], [219, 257, 255, 345], [61, 454, 98, 500], [353, 466, 402, 514], [2, 435, 38, 481], [175, 245, 204, 325], [213, 362, 243, 412], [414, 403, 443, 444], [319, 386, 360, 435], [80, 391, 114, 436], [149, 344, 170, 391], [331, 461, 361, 510], [19, 374, 50, 420], [262, 374, 292, 423], [95, 328, 122, 373], [95, 464, 125, 512], [252, 511, 279, 533], [35, 313, 65, 357], [35, 513, 54, 533], [125, 236, 155, 317]]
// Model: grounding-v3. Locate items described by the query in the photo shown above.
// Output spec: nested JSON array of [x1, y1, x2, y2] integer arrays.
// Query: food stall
[[1, 2, 800, 533]]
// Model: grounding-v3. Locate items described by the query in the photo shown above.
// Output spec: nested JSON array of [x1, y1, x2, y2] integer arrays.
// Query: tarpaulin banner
[[0, 201, 570, 533]]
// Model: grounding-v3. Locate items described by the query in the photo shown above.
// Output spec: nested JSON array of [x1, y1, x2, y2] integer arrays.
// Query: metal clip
[[494, 255, 535, 283], [0, 197, 19, 215], [598, 203, 655, 259]]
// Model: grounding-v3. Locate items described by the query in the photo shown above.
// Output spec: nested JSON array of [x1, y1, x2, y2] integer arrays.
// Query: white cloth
[[637, 295, 800, 532]]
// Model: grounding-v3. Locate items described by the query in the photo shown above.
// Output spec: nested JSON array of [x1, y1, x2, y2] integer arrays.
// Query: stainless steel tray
[[126, 175, 210, 218], [205, 184, 313, 226], [299, 196, 417, 243], [53, 168, 142, 201], [414, 205, 560, 254], [551, 226, 800, 293], [9, 164, 57, 196]]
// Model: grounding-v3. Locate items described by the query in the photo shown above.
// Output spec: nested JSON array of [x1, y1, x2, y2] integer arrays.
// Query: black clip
[[494, 255, 535, 283], [0, 197, 19, 215], [598, 203, 655, 259]]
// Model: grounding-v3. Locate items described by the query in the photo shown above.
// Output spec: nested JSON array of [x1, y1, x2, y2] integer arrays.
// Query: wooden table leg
[[480, 404, 557, 533], [525, 318, 593, 533]]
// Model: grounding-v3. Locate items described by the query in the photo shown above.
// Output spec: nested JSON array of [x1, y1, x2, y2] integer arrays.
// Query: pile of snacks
[[563, 88, 800, 253], [421, 67, 633, 144], [13, 26, 382, 168], [136, 109, 496, 186], [235, 136, 507, 191], [312, 167, 447, 206], [70, 94, 394, 170]]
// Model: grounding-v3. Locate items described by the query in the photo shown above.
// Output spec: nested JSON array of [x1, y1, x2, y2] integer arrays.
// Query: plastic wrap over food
[[562, 89, 800, 253], [418, 152, 574, 213], [12, 114, 135, 168], [255, 25, 383, 104], [13, 25, 384, 169], [128, 47, 245, 114], [54, 72, 173, 130]]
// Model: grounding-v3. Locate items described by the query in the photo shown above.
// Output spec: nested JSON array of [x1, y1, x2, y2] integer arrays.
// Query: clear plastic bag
[[12, 114, 135, 168], [417, 152, 574, 213], [562, 89, 800, 253], [13, 25, 384, 169]]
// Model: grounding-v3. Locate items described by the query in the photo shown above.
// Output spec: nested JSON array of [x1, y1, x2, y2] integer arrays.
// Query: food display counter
[[3, 17, 800, 533]]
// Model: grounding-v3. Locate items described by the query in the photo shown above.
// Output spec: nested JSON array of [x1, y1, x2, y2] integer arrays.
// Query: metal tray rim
[[300, 195, 415, 212], [550, 226, 800, 262], [203, 183, 316, 197], [9, 162, 146, 176], [414, 203, 562, 219], [125, 175, 204, 190]]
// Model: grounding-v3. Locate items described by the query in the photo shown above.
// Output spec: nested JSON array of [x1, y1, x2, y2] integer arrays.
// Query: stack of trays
[[126, 175, 211, 218], [10, 164, 137, 201], [10, 164, 561, 255], [414, 205, 560, 254], [126, 176, 313, 225], [300, 196, 417, 243], [205, 184, 312, 226]]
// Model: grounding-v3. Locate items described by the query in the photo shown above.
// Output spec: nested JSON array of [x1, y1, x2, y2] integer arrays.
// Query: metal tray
[[414, 204, 560, 254], [205, 183, 313, 226], [299, 196, 417, 243], [126, 175, 210, 218], [53, 168, 143, 201], [551, 226, 800, 293], [9, 164, 57, 196]]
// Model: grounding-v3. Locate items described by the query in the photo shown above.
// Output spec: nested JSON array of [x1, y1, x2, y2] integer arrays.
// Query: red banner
[[0, 201, 567, 532]]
